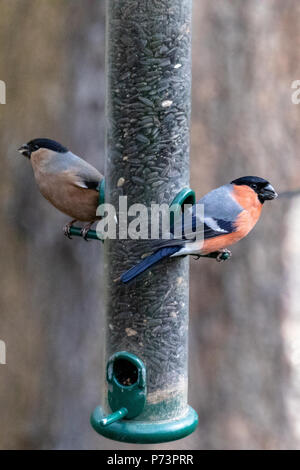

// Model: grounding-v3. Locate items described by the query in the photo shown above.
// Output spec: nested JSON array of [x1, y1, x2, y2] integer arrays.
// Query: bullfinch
[[18, 138, 104, 239], [120, 176, 277, 283]]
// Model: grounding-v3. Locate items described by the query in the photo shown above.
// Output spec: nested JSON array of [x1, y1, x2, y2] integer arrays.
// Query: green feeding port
[[170, 187, 196, 209], [91, 351, 198, 444], [169, 187, 196, 230], [107, 352, 147, 420], [92, 352, 147, 430]]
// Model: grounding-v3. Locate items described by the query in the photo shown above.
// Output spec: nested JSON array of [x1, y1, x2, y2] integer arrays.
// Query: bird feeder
[[90, 0, 198, 443]]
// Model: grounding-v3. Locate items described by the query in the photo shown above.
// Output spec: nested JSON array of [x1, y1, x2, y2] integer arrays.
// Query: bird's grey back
[[44, 150, 102, 183], [198, 184, 243, 221]]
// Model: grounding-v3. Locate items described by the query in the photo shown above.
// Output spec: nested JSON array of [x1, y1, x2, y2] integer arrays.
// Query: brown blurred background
[[1, 0, 300, 450]]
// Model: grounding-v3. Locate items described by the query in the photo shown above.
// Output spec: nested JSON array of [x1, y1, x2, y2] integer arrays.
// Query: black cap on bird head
[[231, 176, 278, 203], [18, 138, 68, 159]]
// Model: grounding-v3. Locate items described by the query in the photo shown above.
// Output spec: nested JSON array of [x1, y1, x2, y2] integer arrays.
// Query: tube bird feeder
[[91, 0, 198, 443]]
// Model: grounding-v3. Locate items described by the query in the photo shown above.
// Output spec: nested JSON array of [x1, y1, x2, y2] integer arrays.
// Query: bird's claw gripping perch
[[216, 249, 232, 262], [63, 220, 77, 239], [192, 249, 232, 262], [81, 227, 90, 241], [80, 221, 96, 241]]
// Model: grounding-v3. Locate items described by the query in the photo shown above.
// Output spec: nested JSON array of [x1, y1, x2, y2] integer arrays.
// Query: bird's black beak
[[260, 183, 278, 201], [18, 144, 31, 158]]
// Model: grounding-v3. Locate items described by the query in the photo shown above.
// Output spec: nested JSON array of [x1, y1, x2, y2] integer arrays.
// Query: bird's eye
[[251, 183, 257, 190], [34, 145, 39, 150]]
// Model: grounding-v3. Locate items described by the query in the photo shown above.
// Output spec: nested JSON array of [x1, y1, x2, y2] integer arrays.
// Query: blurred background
[[0, 0, 300, 450]]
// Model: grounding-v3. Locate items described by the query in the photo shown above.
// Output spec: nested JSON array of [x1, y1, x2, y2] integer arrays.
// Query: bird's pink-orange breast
[[201, 231, 245, 254], [201, 184, 263, 254], [232, 184, 262, 233], [32, 158, 99, 221]]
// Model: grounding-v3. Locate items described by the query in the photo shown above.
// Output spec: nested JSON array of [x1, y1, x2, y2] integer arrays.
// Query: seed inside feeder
[[162, 100, 173, 108], [117, 177, 125, 187]]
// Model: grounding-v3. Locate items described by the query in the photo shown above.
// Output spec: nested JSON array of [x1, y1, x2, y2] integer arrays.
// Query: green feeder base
[[91, 405, 198, 444]]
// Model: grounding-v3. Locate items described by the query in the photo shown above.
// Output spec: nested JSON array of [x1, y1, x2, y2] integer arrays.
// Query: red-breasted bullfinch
[[120, 176, 278, 283], [18, 138, 104, 239]]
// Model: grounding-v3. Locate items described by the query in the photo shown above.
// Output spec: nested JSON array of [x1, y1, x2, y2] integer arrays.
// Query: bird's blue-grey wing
[[196, 184, 243, 239]]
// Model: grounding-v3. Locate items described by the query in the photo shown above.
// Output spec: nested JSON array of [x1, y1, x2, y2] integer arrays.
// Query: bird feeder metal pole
[[91, 0, 197, 443]]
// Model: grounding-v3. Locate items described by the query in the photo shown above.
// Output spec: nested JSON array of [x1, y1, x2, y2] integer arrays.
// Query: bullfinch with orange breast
[[120, 176, 277, 283], [18, 138, 104, 239]]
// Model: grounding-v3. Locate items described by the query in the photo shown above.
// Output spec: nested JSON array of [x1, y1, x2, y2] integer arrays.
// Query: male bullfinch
[[120, 176, 277, 283], [18, 138, 104, 239]]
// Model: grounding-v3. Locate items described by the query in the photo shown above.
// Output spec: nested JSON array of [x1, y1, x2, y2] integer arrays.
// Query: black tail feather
[[120, 246, 180, 284]]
